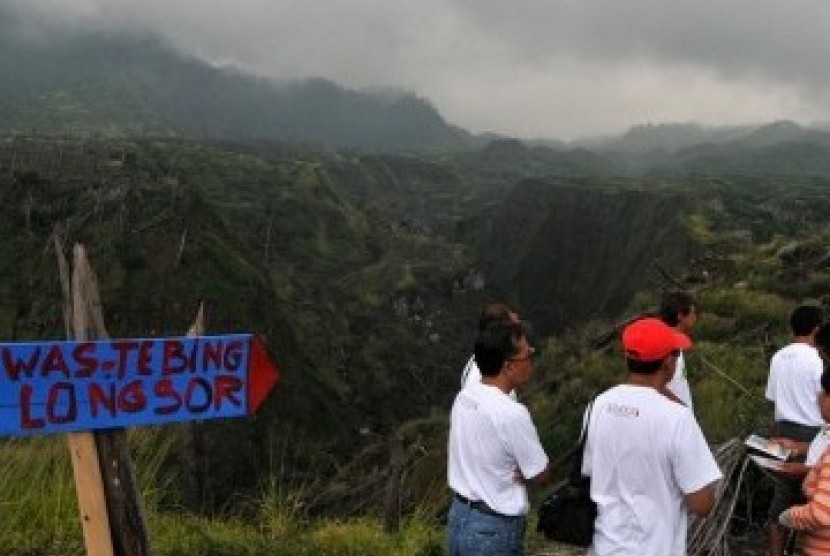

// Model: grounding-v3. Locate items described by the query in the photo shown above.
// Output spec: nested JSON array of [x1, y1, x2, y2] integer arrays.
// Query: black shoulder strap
[[569, 398, 596, 485]]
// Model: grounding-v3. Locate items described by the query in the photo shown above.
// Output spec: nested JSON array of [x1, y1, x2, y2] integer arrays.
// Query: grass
[[0, 437, 83, 555], [0, 431, 448, 556]]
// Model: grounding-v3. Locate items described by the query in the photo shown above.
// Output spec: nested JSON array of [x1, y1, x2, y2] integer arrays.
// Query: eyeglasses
[[508, 347, 536, 362]]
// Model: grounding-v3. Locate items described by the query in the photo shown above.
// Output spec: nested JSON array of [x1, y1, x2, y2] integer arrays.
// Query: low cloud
[[7, 0, 830, 138]]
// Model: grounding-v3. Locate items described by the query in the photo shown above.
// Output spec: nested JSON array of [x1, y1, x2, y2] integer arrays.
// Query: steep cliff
[[462, 178, 699, 333]]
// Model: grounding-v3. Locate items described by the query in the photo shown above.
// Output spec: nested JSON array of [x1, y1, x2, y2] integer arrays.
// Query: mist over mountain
[[0, 15, 470, 151], [577, 122, 753, 154]]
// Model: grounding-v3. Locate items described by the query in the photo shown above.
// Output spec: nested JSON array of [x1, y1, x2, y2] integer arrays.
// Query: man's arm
[[685, 482, 717, 517], [513, 462, 552, 486], [784, 452, 830, 530], [771, 437, 810, 460], [527, 464, 552, 486]]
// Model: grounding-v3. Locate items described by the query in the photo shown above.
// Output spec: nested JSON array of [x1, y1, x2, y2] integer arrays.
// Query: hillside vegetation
[[0, 132, 829, 554]]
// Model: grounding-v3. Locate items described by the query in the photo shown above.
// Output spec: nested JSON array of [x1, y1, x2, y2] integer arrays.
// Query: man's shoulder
[[482, 391, 531, 422], [597, 386, 691, 420], [463, 383, 523, 408], [775, 342, 819, 356], [772, 342, 821, 365]]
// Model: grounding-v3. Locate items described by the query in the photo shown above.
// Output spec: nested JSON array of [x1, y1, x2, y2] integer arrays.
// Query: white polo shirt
[[582, 385, 722, 556], [448, 381, 548, 516], [460, 355, 517, 400], [765, 343, 824, 426]]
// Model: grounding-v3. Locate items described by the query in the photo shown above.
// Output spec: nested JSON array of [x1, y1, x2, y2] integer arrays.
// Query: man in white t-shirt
[[460, 301, 519, 400], [447, 320, 550, 556], [765, 304, 825, 556], [582, 318, 721, 556], [659, 290, 698, 409]]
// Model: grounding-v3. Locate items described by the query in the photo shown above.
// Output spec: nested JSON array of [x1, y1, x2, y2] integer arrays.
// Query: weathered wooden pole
[[54, 235, 115, 556], [382, 432, 405, 533], [184, 303, 209, 510], [55, 236, 151, 556]]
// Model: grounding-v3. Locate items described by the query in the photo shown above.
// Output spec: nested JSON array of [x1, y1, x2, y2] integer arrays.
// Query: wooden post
[[54, 237, 115, 556], [184, 303, 209, 510], [67, 434, 115, 556], [72, 244, 151, 556], [54, 238, 151, 556], [382, 432, 405, 533]]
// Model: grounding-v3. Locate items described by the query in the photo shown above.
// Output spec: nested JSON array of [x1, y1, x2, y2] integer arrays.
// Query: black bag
[[537, 401, 598, 547]]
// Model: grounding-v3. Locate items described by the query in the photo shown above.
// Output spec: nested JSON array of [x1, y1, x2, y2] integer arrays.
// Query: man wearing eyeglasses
[[460, 301, 520, 400], [447, 320, 550, 556]]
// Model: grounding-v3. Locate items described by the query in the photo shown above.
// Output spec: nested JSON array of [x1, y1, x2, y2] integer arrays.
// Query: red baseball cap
[[622, 318, 692, 362]]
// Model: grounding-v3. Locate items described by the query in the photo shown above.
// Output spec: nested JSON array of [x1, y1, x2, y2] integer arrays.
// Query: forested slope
[[1, 133, 829, 556]]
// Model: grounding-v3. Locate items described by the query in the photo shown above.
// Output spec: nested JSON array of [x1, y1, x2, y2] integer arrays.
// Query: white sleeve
[[670, 412, 722, 494], [504, 406, 549, 479]]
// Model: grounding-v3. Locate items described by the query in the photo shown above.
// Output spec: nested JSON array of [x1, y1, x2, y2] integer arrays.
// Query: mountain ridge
[[0, 23, 471, 151]]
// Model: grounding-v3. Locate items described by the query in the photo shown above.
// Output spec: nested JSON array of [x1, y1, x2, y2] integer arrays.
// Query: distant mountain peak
[[0, 25, 471, 151]]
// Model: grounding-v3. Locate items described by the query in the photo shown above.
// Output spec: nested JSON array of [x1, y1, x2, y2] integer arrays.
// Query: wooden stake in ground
[[54, 236, 115, 556], [55, 238, 151, 556]]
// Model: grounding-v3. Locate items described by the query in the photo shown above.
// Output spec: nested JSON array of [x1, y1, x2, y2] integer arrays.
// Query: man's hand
[[775, 461, 809, 478], [770, 437, 808, 460]]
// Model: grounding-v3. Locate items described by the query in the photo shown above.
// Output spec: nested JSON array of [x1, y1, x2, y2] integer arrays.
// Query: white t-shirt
[[448, 381, 548, 516], [765, 343, 824, 426], [460, 355, 517, 400], [666, 351, 693, 409], [582, 385, 722, 556]]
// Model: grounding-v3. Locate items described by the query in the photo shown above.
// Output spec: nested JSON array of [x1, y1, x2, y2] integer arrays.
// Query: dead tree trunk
[[382, 432, 405, 533]]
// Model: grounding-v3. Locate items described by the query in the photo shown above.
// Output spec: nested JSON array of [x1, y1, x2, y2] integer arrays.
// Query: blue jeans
[[447, 498, 525, 556]]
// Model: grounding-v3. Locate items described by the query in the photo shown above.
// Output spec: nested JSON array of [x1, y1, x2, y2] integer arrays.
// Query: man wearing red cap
[[581, 318, 722, 556]]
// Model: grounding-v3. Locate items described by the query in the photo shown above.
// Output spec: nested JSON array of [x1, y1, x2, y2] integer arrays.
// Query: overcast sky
[[7, 0, 830, 140]]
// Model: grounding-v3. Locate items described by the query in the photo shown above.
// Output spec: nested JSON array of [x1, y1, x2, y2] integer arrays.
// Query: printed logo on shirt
[[607, 403, 639, 418]]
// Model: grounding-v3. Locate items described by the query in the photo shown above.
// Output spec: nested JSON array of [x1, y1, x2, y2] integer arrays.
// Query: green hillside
[[0, 11, 469, 151], [1, 132, 829, 554]]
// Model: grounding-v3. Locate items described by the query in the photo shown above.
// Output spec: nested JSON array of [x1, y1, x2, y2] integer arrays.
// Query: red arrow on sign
[[247, 336, 281, 414]]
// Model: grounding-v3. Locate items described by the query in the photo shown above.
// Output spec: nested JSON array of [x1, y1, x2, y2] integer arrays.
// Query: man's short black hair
[[626, 357, 665, 375], [478, 301, 516, 331], [659, 290, 696, 327], [474, 321, 525, 377], [790, 305, 824, 336]]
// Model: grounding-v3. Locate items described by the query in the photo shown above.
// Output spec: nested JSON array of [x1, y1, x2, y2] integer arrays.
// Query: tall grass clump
[[701, 288, 790, 331], [307, 516, 443, 556], [0, 437, 82, 555]]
